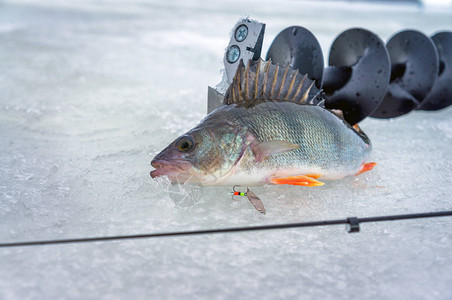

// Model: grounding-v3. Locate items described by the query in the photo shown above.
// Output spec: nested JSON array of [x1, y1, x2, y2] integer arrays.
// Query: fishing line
[[0, 210, 451, 248]]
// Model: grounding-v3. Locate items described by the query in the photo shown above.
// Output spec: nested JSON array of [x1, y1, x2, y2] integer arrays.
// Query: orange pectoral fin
[[356, 162, 377, 176], [271, 175, 325, 187]]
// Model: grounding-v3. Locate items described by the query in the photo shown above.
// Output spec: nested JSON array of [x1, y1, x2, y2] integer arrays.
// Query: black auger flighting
[[267, 26, 452, 124], [212, 19, 452, 125]]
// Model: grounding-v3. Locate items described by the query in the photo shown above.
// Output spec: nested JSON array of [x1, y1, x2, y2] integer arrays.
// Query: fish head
[[151, 122, 246, 185]]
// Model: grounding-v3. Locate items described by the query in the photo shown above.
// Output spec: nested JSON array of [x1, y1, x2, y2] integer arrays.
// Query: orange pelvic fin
[[271, 175, 324, 187], [356, 162, 377, 176]]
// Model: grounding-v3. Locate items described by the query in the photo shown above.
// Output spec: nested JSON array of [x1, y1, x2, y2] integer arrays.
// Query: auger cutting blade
[[417, 31, 452, 111], [266, 26, 324, 89], [323, 28, 391, 125], [371, 30, 439, 118]]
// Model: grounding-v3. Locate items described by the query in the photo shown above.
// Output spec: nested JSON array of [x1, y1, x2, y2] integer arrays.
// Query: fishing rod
[[1, 210, 451, 248]]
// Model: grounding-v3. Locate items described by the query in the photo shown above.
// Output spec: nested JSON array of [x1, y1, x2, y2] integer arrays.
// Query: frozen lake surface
[[1, 0, 451, 299]]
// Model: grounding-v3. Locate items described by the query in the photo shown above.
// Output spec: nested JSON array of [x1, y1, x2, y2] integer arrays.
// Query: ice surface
[[0, 0, 451, 299]]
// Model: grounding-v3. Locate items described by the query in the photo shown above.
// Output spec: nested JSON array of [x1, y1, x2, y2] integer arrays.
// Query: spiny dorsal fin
[[224, 59, 321, 106]]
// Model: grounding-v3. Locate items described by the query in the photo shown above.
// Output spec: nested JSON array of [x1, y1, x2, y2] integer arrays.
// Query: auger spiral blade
[[371, 30, 439, 118], [417, 31, 452, 111], [266, 26, 324, 89], [323, 28, 391, 125]]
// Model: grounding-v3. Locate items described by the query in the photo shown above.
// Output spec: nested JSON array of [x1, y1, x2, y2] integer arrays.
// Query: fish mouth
[[150, 159, 194, 182]]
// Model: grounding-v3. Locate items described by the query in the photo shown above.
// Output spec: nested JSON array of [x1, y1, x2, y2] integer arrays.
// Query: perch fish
[[151, 59, 376, 213]]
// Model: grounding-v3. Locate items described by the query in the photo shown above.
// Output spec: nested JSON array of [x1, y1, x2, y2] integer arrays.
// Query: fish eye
[[177, 136, 194, 152]]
